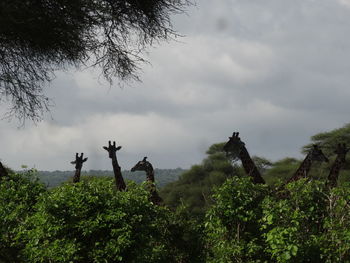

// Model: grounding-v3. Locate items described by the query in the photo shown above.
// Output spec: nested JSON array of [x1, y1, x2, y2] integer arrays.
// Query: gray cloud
[[1, 0, 350, 171]]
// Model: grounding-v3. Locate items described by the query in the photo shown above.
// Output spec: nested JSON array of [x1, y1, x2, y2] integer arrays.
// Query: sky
[[1, 0, 350, 171]]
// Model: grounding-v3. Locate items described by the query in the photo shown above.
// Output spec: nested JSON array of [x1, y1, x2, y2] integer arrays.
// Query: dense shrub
[[205, 177, 269, 263], [319, 185, 350, 262], [18, 178, 204, 263], [205, 177, 350, 263], [19, 179, 164, 262], [0, 170, 46, 262], [260, 179, 327, 262]]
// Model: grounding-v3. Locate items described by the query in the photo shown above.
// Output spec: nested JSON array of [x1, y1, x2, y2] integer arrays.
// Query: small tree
[[160, 142, 235, 218]]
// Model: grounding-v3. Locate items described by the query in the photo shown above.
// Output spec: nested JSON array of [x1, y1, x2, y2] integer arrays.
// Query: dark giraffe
[[0, 161, 8, 179], [131, 157, 162, 205], [71, 153, 88, 183], [103, 141, 126, 191], [285, 145, 328, 184], [223, 132, 265, 184], [326, 143, 349, 189]]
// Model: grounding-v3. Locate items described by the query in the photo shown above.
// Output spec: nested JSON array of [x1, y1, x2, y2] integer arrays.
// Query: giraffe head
[[131, 157, 153, 173], [334, 143, 349, 163], [103, 141, 122, 159], [71, 153, 88, 170], [223, 132, 246, 158], [308, 145, 329, 163]]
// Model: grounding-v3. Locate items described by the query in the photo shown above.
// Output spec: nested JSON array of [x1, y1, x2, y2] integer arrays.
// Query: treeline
[[160, 124, 350, 217], [33, 168, 186, 188], [1, 123, 350, 262]]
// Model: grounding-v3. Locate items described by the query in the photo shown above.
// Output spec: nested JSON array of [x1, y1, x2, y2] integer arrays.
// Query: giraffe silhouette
[[326, 143, 349, 189], [71, 153, 88, 183], [103, 141, 126, 191], [223, 132, 265, 184], [131, 157, 162, 205], [285, 145, 328, 184]]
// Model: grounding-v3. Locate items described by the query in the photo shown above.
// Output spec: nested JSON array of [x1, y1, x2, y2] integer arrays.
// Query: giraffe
[[71, 153, 88, 183], [326, 143, 349, 189], [285, 145, 328, 184], [223, 132, 265, 184], [131, 157, 163, 205], [103, 141, 126, 191], [0, 161, 8, 179]]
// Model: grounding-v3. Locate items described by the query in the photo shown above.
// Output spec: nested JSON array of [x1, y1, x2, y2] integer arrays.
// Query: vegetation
[[205, 177, 350, 262], [1, 123, 350, 262], [20, 179, 194, 263], [205, 177, 269, 262], [0, 175, 204, 263], [160, 143, 237, 218], [0, 169, 46, 262]]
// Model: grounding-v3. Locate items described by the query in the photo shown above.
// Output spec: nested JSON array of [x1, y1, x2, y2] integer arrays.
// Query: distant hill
[[35, 168, 186, 188]]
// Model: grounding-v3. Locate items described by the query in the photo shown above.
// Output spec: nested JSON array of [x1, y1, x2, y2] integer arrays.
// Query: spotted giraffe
[[223, 132, 265, 184], [103, 141, 126, 191], [326, 143, 349, 189], [285, 145, 328, 184], [131, 157, 162, 205]]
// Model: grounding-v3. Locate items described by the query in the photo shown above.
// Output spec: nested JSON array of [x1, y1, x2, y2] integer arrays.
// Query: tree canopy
[[0, 0, 191, 122]]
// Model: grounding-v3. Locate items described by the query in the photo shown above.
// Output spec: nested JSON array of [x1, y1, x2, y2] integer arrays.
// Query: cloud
[[338, 0, 350, 8], [1, 0, 350, 171]]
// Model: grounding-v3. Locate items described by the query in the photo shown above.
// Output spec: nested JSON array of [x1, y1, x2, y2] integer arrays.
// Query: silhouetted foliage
[[0, 0, 192, 122]]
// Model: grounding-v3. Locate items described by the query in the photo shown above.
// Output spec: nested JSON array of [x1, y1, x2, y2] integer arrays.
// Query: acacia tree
[[0, 0, 192, 122]]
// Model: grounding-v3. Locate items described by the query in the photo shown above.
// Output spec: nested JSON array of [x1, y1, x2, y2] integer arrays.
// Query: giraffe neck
[[238, 146, 265, 184], [146, 169, 155, 183], [287, 154, 312, 183], [111, 155, 126, 191], [327, 156, 345, 188], [144, 168, 162, 205], [73, 168, 81, 183]]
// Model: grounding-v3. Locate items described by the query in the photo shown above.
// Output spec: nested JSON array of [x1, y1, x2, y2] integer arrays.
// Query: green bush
[[0, 170, 46, 262], [19, 178, 165, 262], [319, 185, 350, 262], [205, 177, 269, 263], [261, 179, 327, 262], [18, 178, 204, 263], [205, 177, 350, 263]]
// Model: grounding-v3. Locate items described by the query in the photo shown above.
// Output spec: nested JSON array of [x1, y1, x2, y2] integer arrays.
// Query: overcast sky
[[1, 0, 350, 171]]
